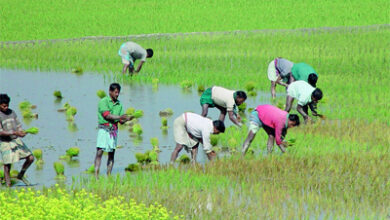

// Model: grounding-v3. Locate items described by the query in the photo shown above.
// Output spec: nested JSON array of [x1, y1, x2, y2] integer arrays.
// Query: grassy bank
[[6, 154, 387, 219], [1, 27, 389, 123], [1, 0, 389, 41]]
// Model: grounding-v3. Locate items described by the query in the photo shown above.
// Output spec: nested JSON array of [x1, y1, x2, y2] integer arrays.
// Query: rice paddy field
[[1, 0, 390, 219]]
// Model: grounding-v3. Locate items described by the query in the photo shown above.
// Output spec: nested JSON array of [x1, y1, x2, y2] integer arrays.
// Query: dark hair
[[109, 83, 121, 92], [236, 91, 247, 100], [308, 73, 318, 87], [146, 49, 153, 58], [312, 88, 323, 101], [288, 114, 300, 126], [0, 94, 10, 105], [213, 120, 225, 133]]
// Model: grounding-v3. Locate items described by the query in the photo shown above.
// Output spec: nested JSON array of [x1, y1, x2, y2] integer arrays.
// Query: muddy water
[[0, 69, 275, 186]]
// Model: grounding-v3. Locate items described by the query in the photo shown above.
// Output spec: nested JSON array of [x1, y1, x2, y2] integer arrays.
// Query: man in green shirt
[[94, 83, 133, 179], [290, 63, 318, 87]]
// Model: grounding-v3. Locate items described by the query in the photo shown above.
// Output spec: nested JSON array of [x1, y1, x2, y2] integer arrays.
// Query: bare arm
[[0, 130, 26, 137], [297, 104, 310, 122], [309, 103, 319, 116], [191, 147, 198, 164], [201, 104, 209, 117], [271, 81, 277, 99], [242, 131, 256, 156], [228, 111, 242, 127], [122, 64, 130, 74], [135, 61, 145, 73], [284, 96, 294, 112]]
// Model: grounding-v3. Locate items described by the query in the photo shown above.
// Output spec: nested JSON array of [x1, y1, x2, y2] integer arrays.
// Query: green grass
[[1, 27, 389, 123], [67, 156, 390, 219], [1, 0, 389, 41]]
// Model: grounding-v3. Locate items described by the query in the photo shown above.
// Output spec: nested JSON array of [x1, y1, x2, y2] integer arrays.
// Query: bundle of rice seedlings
[[180, 80, 192, 89], [25, 127, 39, 134], [245, 81, 256, 92], [150, 137, 159, 147], [210, 134, 219, 146], [53, 90, 63, 99], [133, 110, 144, 118], [125, 163, 141, 172], [53, 162, 65, 176], [161, 117, 168, 127], [178, 154, 190, 164], [66, 147, 80, 158], [125, 107, 135, 115], [32, 149, 43, 160], [132, 124, 143, 136], [96, 90, 107, 99], [238, 102, 247, 113]]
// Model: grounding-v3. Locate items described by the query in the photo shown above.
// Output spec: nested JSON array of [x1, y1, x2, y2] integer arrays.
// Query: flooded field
[[0, 69, 274, 186]]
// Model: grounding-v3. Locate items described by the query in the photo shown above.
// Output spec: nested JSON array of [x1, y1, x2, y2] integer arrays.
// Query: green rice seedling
[[96, 90, 107, 99], [125, 107, 135, 115], [53, 161, 65, 176], [161, 117, 168, 127], [248, 91, 257, 97], [210, 134, 219, 146], [227, 137, 238, 149], [197, 85, 205, 93], [133, 110, 144, 118], [71, 66, 83, 74], [247, 107, 254, 112], [22, 110, 38, 119], [63, 102, 71, 110], [180, 80, 192, 89], [125, 163, 141, 172], [238, 103, 247, 113], [0, 170, 4, 179], [149, 150, 158, 162], [245, 81, 256, 92], [150, 137, 159, 147], [135, 153, 147, 164], [19, 101, 32, 111], [53, 90, 63, 99], [66, 106, 77, 116], [178, 154, 190, 164], [132, 124, 143, 136], [66, 147, 80, 158], [59, 155, 71, 161], [32, 149, 43, 160], [150, 161, 159, 166], [159, 108, 174, 117], [86, 165, 95, 174], [25, 127, 39, 134]]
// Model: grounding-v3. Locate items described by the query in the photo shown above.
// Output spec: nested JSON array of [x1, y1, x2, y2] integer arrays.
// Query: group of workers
[[0, 42, 324, 186]]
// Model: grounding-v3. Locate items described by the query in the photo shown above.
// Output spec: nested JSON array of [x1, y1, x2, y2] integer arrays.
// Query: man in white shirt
[[200, 86, 247, 127], [118, 41, 154, 74], [285, 81, 323, 123], [170, 112, 225, 163]]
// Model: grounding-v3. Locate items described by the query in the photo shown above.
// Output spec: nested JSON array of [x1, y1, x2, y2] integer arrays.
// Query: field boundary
[[1, 24, 389, 47]]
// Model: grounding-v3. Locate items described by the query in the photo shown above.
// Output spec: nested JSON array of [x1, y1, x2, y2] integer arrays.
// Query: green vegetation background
[[1, 0, 389, 41]]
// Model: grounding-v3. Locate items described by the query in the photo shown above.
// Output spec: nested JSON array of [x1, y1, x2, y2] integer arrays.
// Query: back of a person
[[255, 105, 287, 128], [122, 42, 146, 60], [276, 58, 294, 77], [185, 112, 212, 137], [211, 86, 234, 107], [0, 109, 18, 142], [287, 81, 315, 104], [292, 63, 317, 81]]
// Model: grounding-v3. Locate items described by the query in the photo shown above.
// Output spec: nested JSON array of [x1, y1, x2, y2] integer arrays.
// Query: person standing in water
[[94, 83, 133, 179], [118, 41, 154, 74]]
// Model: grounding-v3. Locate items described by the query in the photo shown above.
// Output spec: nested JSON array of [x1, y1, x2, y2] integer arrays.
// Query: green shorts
[[200, 88, 215, 107]]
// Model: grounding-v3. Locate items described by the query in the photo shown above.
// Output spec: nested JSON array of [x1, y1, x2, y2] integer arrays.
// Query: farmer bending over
[[94, 83, 133, 179], [285, 81, 323, 123], [200, 86, 247, 127], [170, 112, 225, 163], [290, 62, 318, 87], [118, 41, 153, 74], [0, 94, 35, 187], [267, 57, 294, 99], [242, 104, 300, 155]]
